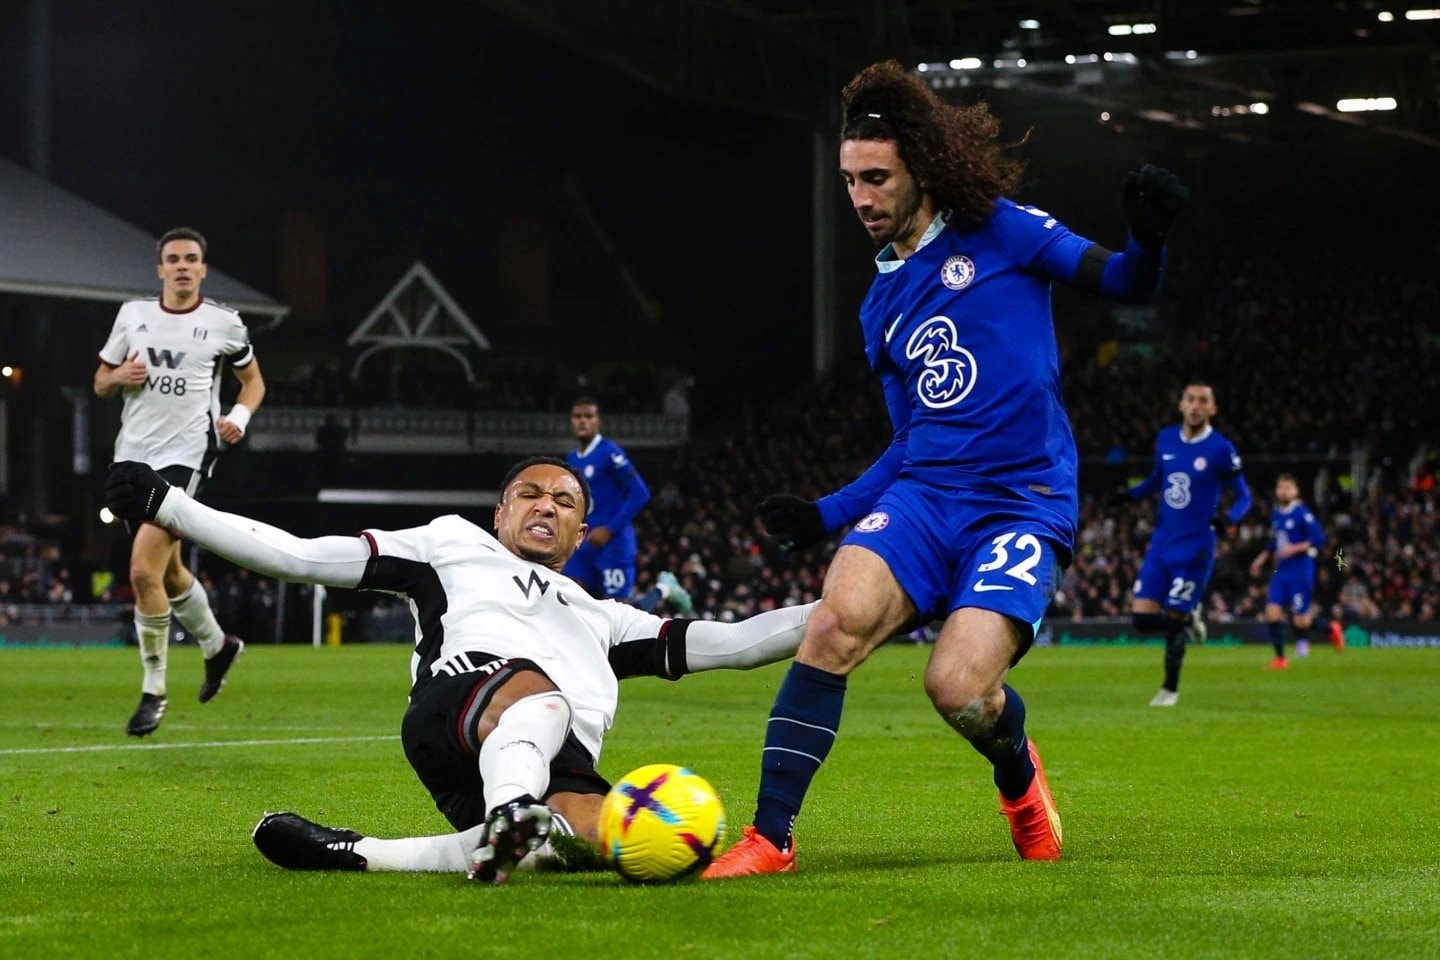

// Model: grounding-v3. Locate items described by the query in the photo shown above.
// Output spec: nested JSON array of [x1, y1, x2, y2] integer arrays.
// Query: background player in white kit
[[105, 455, 811, 883], [93, 227, 266, 736]]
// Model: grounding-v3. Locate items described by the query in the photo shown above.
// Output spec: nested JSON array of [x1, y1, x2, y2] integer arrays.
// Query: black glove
[[756, 494, 826, 551], [105, 461, 171, 522], [1210, 517, 1231, 538], [1122, 163, 1189, 247], [1105, 488, 1131, 509]]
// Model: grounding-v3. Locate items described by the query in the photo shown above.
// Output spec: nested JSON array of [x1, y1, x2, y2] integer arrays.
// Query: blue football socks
[[753, 661, 847, 851]]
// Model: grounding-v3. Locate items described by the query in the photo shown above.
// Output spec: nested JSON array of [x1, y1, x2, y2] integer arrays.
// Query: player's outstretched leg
[[467, 796, 553, 884], [199, 635, 245, 703], [252, 812, 367, 870], [703, 660, 845, 878]]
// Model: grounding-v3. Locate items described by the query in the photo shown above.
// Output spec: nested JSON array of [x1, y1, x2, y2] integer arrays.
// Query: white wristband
[[224, 404, 253, 434]]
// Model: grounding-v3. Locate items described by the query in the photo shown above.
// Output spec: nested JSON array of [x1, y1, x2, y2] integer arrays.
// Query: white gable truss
[[346, 261, 489, 383]]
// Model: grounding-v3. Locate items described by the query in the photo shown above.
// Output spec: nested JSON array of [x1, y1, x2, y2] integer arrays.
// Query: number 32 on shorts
[[974, 532, 1044, 589]]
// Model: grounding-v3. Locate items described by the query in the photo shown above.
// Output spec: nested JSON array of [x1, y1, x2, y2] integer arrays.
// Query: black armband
[[607, 619, 692, 681], [1074, 243, 1114, 294]]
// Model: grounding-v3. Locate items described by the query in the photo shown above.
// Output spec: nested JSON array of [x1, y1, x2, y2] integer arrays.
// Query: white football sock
[[478, 691, 572, 813], [135, 610, 172, 696], [352, 812, 576, 873], [355, 825, 485, 872], [168, 579, 225, 657]]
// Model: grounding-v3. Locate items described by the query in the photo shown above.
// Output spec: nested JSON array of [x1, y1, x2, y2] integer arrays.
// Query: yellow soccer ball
[[598, 764, 727, 883]]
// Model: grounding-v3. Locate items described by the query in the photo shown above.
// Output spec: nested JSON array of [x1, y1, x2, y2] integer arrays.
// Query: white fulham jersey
[[98, 296, 255, 472], [359, 514, 666, 761]]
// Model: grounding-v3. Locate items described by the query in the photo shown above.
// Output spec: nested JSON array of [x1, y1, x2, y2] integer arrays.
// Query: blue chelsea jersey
[[565, 435, 648, 534], [1271, 501, 1325, 571], [1141, 424, 1247, 546], [858, 201, 1095, 540]]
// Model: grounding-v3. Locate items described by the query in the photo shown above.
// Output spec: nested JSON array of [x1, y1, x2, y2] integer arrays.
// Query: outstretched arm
[[609, 602, 814, 680], [1058, 165, 1188, 304], [106, 462, 370, 587]]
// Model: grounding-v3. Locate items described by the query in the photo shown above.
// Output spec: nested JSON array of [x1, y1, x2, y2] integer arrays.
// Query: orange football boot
[[1328, 621, 1346, 652], [1266, 656, 1289, 670], [1000, 740, 1063, 861], [701, 826, 796, 879]]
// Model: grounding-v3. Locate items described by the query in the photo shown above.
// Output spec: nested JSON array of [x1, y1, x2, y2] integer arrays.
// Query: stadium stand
[[4, 186, 1437, 641]]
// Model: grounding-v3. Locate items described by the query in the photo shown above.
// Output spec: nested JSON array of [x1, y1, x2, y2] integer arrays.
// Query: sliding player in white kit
[[94, 226, 265, 737], [104, 455, 812, 883]]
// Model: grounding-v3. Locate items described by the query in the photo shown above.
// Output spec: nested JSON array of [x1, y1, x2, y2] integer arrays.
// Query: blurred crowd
[[625, 356, 1440, 626], [1055, 487, 1440, 625]]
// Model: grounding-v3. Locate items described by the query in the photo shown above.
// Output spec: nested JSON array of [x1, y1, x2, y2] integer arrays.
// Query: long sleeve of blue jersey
[[992, 203, 1164, 305], [605, 456, 651, 531], [1224, 471, 1253, 525], [816, 368, 911, 532], [1095, 238, 1165, 304], [1306, 511, 1327, 551], [1128, 453, 1164, 501]]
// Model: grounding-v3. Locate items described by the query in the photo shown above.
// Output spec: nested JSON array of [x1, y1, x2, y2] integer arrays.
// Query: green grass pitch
[[2, 641, 1437, 959]]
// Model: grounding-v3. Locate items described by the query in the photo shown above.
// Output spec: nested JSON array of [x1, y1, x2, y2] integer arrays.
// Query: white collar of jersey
[[1277, 500, 1302, 514], [874, 211, 950, 274], [578, 434, 604, 458], [1179, 424, 1213, 444]]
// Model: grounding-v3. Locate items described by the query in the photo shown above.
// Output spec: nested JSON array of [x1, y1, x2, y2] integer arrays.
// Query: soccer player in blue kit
[[704, 60, 1188, 876], [1111, 382, 1251, 707], [1248, 473, 1344, 668], [563, 397, 692, 615], [562, 397, 651, 600]]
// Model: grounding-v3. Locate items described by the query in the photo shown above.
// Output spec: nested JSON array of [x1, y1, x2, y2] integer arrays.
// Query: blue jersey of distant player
[[1267, 500, 1325, 614], [814, 201, 1166, 631], [562, 435, 650, 599], [1130, 424, 1252, 613]]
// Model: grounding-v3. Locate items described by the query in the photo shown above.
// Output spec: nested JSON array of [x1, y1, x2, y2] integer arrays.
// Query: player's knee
[[1132, 612, 1168, 633], [129, 562, 164, 597], [931, 688, 1001, 738], [797, 602, 875, 673], [508, 690, 573, 731]]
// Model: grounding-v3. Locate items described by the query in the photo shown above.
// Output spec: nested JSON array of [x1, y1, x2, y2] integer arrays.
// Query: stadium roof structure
[[481, 0, 1440, 150], [0, 152, 288, 319], [346, 260, 490, 385]]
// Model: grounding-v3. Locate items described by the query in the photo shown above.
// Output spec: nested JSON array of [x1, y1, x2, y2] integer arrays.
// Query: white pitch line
[[0, 721, 374, 733], [0, 734, 398, 756]]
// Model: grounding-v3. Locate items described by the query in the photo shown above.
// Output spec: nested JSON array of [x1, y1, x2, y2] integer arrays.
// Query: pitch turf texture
[[2, 642, 1437, 960]]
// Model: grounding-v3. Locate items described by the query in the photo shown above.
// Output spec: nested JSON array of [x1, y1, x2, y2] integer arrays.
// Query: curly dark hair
[[841, 60, 1027, 228]]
